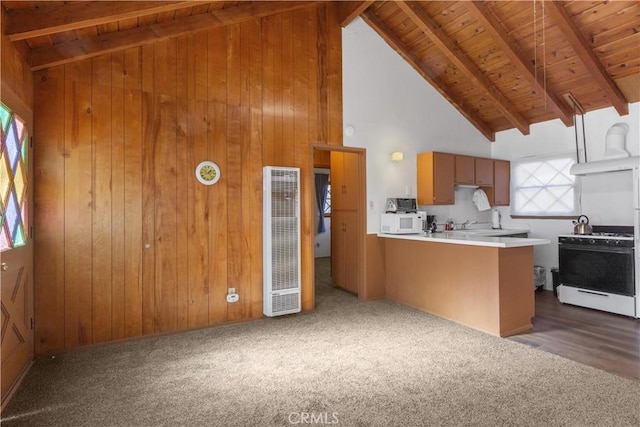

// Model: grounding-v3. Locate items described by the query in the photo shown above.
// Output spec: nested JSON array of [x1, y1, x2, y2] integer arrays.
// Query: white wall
[[342, 18, 493, 234], [492, 103, 640, 288]]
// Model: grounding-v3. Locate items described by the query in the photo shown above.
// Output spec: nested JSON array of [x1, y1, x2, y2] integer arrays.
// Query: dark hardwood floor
[[509, 291, 640, 381]]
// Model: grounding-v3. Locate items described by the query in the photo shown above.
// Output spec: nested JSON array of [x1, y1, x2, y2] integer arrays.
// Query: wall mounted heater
[[263, 166, 301, 316]]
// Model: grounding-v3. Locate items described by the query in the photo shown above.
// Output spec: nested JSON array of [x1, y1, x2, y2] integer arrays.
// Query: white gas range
[[557, 226, 636, 317]]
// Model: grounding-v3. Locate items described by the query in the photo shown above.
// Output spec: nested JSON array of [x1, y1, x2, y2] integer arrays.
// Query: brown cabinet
[[419, 152, 510, 206], [331, 210, 360, 294], [330, 151, 362, 294], [454, 155, 475, 185], [475, 158, 494, 186], [491, 160, 510, 206], [330, 151, 360, 211], [417, 152, 455, 205]]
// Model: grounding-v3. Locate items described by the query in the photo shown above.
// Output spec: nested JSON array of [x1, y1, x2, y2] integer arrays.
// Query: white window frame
[[511, 154, 581, 217]]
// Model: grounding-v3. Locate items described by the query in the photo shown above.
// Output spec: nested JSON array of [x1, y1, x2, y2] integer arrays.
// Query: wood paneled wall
[[33, 3, 342, 354], [1, 34, 34, 109]]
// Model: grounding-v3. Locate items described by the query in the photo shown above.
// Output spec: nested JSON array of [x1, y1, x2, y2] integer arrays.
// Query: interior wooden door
[[0, 98, 34, 409]]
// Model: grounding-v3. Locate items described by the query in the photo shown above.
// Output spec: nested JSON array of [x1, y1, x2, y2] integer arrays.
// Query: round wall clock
[[195, 161, 220, 185]]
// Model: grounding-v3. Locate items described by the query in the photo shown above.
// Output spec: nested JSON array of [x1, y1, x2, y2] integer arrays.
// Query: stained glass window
[[1, 102, 28, 251]]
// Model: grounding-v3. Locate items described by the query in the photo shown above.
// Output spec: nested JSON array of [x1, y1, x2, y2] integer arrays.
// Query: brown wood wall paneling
[[1, 34, 34, 109], [32, 3, 343, 354]]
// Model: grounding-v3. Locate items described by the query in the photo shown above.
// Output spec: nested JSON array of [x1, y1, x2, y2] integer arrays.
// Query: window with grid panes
[[511, 155, 581, 216]]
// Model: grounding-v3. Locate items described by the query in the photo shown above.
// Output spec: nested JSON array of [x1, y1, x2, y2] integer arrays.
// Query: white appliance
[[263, 166, 301, 317], [569, 155, 639, 176], [557, 231, 635, 317], [380, 213, 423, 235]]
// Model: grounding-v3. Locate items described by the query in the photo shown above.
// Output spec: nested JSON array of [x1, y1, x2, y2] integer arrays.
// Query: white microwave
[[380, 213, 423, 235]]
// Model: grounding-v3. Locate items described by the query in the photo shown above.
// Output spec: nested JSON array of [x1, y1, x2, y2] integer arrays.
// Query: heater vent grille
[[263, 167, 301, 316]]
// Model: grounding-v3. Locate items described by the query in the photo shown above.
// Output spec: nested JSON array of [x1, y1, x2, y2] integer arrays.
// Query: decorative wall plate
[[195, 161, 220, 185]]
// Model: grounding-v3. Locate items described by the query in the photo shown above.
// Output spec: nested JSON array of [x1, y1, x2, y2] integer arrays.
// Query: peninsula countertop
[[377, 231, 550, 248]]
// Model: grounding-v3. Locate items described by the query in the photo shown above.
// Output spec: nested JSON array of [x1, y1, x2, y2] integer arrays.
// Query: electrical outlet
[[228, 287, 236, 295]]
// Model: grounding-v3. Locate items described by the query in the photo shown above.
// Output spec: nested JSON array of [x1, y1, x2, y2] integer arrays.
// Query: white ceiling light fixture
[[391, 152, 404, 162]]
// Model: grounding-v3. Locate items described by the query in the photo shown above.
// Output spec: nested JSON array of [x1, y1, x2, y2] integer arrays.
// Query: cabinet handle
[[1, 262, 7, 271]]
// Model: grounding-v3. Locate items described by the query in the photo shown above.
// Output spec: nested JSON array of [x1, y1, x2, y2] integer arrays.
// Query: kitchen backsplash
[[419, 187, 493, 229]]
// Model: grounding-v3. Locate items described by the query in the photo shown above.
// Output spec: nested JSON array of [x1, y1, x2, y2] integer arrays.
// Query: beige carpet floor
[[2, 257, 639, 426]]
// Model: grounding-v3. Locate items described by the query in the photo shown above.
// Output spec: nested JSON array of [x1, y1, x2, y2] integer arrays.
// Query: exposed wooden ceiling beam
[[4, 1, 213, 41], [397, 1, 530, 136], [338, 1, 375, 27], [466, 1, 574, 127], [361, 10, 496, 142], [544, 1, 628, 116], [28, 1, 316, 71]]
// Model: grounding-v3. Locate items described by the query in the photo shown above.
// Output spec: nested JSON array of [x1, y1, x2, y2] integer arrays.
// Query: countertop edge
[[376, 232, 550, 248]]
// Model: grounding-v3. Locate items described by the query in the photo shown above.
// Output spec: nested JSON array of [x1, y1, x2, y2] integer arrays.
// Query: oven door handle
[[577, 289, 610, 297], [559, 243, 634, 254]]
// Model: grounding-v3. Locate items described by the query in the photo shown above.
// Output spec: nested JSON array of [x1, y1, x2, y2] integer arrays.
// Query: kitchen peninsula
[[378, 232, 550, 337]]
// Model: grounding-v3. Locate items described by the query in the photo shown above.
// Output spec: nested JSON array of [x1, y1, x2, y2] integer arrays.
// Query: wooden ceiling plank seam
[[361, 9, 496, 142], [544, 1, 629, 116], [338, 1, 375, 28], [28, 1, 318, 71], [5, 1, 216, 41], [466, 1, 574, 126], [396, 0, 530, 136]]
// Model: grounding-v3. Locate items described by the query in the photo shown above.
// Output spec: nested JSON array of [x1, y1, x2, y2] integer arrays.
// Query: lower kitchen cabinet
[[331, 210, 361, 294]]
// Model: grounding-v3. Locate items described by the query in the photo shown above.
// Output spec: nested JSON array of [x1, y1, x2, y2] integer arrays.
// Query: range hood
[[570, 156, 640, 176]]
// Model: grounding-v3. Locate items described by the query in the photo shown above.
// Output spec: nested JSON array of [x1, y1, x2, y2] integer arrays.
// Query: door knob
[[1, 263, 7, 271]]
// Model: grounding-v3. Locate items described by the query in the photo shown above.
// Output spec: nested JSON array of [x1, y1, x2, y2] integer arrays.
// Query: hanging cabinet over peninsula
[[417, 152, 455, 205]]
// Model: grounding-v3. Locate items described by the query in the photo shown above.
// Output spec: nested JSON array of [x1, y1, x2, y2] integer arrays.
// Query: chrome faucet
[[461, 220, 477, 230]]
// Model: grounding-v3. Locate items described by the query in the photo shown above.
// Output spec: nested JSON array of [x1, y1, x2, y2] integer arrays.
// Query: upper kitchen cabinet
[[330, 151, 361, 211], [490, 160, 511, 206], [475, 158, 494, 187], [454, 155, 475, 185], [417, 152, 455, 205], [455, 155, 493, 186]]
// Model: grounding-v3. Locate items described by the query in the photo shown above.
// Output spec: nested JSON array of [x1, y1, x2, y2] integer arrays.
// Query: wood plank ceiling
[[2, 1, 639, 141]]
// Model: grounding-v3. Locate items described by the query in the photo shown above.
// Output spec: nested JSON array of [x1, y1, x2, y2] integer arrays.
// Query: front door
[[0, 99, 34, 409]]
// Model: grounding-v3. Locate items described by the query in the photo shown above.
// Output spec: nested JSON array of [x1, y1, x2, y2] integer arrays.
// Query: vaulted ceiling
[[2, 1, 639, 141]]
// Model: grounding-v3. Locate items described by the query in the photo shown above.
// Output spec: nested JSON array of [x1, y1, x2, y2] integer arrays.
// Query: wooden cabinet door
[[330, 211, 360, 295], [433, 152, 455, 204], [418, 152, 454, 205], [330, 152, 345, 210], [343, 211, 360, 294], [475, 158, 494, 186], [330, 151, 360, 211], [454, 155, 475, 184], [341, 152, 360, 211], [493, 160, 511, 205], [331, 211, 345, 289]]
